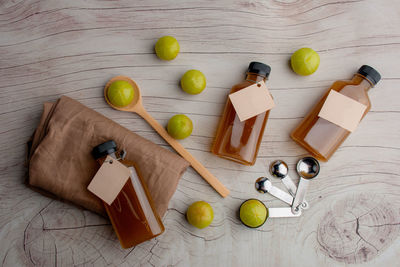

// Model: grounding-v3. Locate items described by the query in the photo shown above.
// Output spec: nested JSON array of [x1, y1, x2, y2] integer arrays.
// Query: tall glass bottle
[[291, 65, 381, 161], [212, 62, 272, 165], [92, 141, 164, 248]]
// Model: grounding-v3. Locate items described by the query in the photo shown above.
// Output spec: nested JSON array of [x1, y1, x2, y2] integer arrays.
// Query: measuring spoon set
[[247, 157, 320, 224]]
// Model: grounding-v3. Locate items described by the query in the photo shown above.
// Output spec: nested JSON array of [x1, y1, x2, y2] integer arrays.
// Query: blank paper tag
[[229, 82, 275, 122], [87, 155, 131, 205], [318, 90, 367, 132]]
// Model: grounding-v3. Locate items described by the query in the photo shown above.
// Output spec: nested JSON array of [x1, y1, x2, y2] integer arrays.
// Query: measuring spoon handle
[[136, 107, 230, 197], [291, 178, 309, 214], [282, 175, 309, 209], [268, 207, 301, 218], [268, 186, 294, 205], [281, 175, 297, 196]]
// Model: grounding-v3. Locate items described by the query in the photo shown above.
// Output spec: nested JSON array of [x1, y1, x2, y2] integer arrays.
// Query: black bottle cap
[[357, 65, 381, 86], [247, 62, 271, 78], [92, 140, 117, 159]]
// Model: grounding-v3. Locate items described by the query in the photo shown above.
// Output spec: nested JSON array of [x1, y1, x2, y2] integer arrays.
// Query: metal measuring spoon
[[270, 160, 309, 210], [291, 157, 320, 214], [255, 177, 294, 205], [239, 199, 301, 228]]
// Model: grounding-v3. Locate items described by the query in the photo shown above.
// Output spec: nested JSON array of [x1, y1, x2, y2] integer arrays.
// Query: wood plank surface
[[1, 0, 399, 266]]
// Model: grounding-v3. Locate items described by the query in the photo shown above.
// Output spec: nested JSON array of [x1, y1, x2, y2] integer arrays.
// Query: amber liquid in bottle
[[96, 154, 164, 248], [291, 74, 374, 161], [212, 73, 270, 165]]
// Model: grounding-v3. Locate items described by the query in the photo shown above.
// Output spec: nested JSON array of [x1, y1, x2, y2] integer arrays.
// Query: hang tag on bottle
[[87, 155, 131, 205], [229, 82, 275, 122], [318, 90, 367, 132]]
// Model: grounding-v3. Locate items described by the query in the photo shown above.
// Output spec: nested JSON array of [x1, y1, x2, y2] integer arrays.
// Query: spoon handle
[[281, 176, 297, 196], [291, 178, 309, 214], [281, 175, 309, 209], [137, 108, 230, 197], [268, 186, 294, 205], [268, 207, 301, 218]]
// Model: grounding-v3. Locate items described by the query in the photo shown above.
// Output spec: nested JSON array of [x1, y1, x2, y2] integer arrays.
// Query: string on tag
[[246, 80, 264, 87], [103, 149, 126, 164], [119, 149, 127, 160]]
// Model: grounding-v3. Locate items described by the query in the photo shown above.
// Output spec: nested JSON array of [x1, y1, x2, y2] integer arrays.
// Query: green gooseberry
[[291, 47, 320, 76], [107, 80, 134, 107]]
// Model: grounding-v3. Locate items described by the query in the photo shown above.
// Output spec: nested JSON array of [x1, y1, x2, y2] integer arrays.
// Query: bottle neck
[[245, 73, 267, 83], [96, 152, 117, 165], [352, 73, 374, 91]]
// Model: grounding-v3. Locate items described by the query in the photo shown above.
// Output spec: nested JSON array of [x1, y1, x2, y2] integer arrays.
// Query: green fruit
[[155, 36, 180, 61], [167, 114, 193, 139], [239, 199, 268, 228], [180, 70, 206, 95], [186, 201, 214, 229], [107, 80, 135, 107], [291, 47, 320, 76]]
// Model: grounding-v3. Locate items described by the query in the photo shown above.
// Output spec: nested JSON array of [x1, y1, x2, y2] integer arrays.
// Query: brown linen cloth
[[27, 96, 189, 217]]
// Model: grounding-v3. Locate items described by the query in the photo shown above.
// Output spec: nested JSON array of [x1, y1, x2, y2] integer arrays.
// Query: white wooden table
[[1, 1, 399, 266]]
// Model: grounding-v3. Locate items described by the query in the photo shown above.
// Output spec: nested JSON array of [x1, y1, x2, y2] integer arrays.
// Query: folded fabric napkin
[[27, 96, 189, 217]]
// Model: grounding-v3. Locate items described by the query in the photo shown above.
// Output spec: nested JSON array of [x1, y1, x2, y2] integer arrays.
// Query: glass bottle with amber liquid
[[291, 65, 381, 161], [92, 141, 164, 248], [212, 62, 272, 165]]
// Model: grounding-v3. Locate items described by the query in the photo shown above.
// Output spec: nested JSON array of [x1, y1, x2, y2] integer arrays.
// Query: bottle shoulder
[[231, 80, 252, 92], [331, 80, 347, 88]]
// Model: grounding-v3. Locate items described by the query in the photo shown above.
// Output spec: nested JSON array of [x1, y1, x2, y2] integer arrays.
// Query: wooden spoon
[[104, 76, 230, 197]]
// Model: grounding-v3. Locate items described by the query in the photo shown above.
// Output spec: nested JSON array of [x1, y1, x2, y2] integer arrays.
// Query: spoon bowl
[[255, 177, 272, 193], [270, 160, 288, 179], [296, 157, 320, 179], [104, 76, 142, 112], [269, 159, 309, 210]]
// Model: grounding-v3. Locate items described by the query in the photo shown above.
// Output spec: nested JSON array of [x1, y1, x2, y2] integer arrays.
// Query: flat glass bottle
[[92, 141, 164, 248], [291, 65, 381, 161], [212, 62, 272, 165]]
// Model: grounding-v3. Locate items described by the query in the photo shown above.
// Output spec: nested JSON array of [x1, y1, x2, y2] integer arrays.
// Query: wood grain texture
[[1, 0, 399, 266]]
